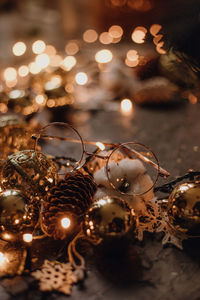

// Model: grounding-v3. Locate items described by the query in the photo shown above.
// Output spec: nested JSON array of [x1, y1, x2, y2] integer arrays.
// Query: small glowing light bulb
[[120, 99, 133, 115], [61, 217, 71, 229], [23, 233, 33, 243], [75, 72, 88, 85]]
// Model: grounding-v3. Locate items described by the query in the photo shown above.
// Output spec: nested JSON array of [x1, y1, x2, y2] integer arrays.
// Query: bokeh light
[[131, 26, 147, 44], [61, 217, 71, 229], [4, 67, 17, 81], [45, 45, 56, 56], [23, 233, 33, 243], [75, 72, 88, 85], [120, 98, 133, 115], [61, 56, 76, 71], [150, 24, 162, 36], [35, 94, 46, 105], [83, 29, 98, 43], [35, 54, 50, 69], [65, 41, 79, 55], [95, 49, 113, 63], [29, 62, 41, 74], [108, 25, 123, 39], [99, 32, 113, 44], [32, 40, 46, 54], [18, 65, 29, 77], [126, 49, 139, 61], [12, 42, 26, 56]]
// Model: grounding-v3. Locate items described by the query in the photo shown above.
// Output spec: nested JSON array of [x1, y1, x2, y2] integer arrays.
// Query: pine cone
[[42, 172, 97, 240]]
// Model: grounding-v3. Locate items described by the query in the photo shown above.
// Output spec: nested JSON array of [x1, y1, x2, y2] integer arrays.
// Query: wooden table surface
[[1, 101, 200, 300]]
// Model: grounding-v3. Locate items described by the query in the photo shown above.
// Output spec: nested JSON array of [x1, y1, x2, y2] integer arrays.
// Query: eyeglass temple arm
[[121, 145, 170, 177], [32, 134, 115, 147], [32, 134, 170, 177]]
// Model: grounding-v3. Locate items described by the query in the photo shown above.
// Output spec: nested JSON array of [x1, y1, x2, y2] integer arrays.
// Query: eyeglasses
[[32, 122, 170, 196]]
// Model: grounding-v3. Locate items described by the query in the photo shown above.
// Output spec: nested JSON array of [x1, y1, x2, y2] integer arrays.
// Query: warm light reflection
[[108, 25, 123, 39], [32, 40, 46, 54], [150, 24, 162, 36], [95, 49, 113, 63], [12, 42, 26, 56], [120, 98, 133, 115], [96, 142, 105, 151], [61, 217, 71, 229], [2, 233, 11, 241], [0, 252, 8, 265], [23, 233, 33, 243], [99, 32, 113, 44], [61, 56, 76, 71], [4, 67, 17, 81], [18, 65, 29, 77], [83, 29, 98, 43], [131, 26, 147, 44], [75, 72, 88, 85], [65, 41, 79, 55], [35, 54, 50, 69]]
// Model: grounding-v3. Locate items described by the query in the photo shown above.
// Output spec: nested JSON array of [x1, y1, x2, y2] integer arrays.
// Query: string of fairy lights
[[0, 23, 165, 116]]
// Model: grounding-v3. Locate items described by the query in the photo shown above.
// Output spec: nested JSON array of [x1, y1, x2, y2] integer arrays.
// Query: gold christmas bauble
[[167, 182, 200, 236], [0, 189, 37, 242], [83, 196, 137, 243], [1, 150, 58, 197], [0, 114, 34, 159]]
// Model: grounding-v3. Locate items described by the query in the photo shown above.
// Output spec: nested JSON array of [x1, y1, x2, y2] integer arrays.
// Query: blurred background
[[0, 0, 200, 119]]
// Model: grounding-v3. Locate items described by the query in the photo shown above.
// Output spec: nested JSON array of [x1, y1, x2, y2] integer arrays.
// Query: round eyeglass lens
[[34, 122, 84, 174], [106, 142, 160, 195]]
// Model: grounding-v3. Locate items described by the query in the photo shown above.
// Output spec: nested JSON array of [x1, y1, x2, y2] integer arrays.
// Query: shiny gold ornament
[[167, 182, 200, 236], [0, 150, 58, 197], [83, 196, 137, 243], [0, 114, 34, 159], [0, 189, 37, 242]]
